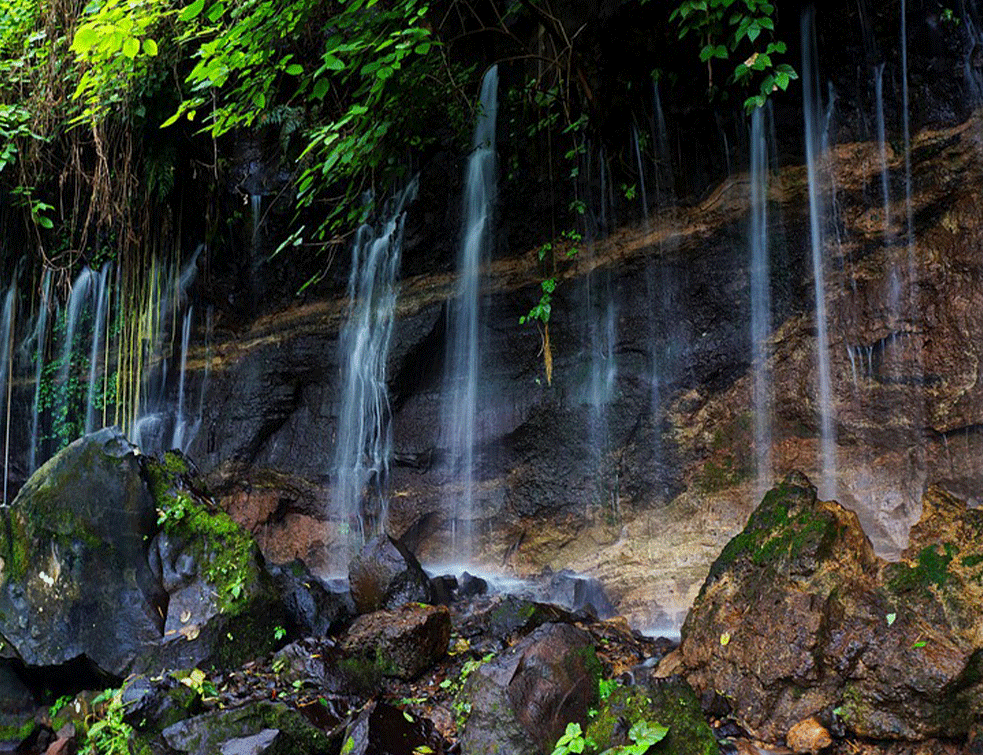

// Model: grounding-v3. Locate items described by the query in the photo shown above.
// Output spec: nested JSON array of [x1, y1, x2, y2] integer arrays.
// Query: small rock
[[458, 622, 598, 755], [219, 729, 282, 755], [458, 572, 487, 599], [348, 536, 432, 613], [786, 717, 831, 753]]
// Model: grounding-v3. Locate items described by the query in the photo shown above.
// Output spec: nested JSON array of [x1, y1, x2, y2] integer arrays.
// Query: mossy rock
[[136, 453, 286, 672], [0, 428, 163, 676], [587, 677, 718, 755]]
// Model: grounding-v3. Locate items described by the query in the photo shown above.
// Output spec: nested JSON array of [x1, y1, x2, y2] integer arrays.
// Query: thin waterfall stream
[[443, 64, 498, 563]]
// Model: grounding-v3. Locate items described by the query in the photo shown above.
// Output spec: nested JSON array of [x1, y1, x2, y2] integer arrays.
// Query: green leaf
[[206, 1, 225, 22], [285, 63, 303, 75], [322, 54, 345, 71], [179, 0, 206, 22], [122, 36, 140, 59], [71, 26, 100, 55], [142, 38, 159, 56], [312, 78, 330, 99]]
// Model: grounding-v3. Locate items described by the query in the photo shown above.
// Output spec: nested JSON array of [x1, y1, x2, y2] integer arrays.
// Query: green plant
[[551, 722, 588, 755], [669, 0, 797, 110], [82, 689, 133, 755], [273, 625, 286, 641], [49, 695, 73, 719], [598, 720, 669, 754]]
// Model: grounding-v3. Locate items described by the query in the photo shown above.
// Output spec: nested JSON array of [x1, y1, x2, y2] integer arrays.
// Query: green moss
[[586, 678, 715, 755], [706, 481, 835, 583], [888, 543, 956, 595], [695, 414, 754, 493], [0, 720, 35, 743], [960, 553, 983, 568], [145, 455, 260, 615]]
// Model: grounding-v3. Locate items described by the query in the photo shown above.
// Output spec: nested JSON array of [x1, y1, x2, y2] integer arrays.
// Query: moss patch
[[586, 677, 716, 755], [887, 543, 956, 596], [706, 479, 836, 583], [144, 452, 262, 615]]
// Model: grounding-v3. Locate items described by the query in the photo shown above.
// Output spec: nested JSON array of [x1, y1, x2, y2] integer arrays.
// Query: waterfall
[[331, 178, 418, 570], [84, 264, 111, 435], [631, 124, 649, 221], [443, 65, 498, 562], [131, 245, 204, 454], [802, 7, 838, 500], [27, 268, 52, 474], [749, 105, 773, 500], [0, 286, 15, 503]]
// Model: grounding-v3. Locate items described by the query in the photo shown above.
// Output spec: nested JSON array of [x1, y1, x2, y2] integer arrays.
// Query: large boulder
[[0, 431, 284, 678], [667, 472, 983, 744], [0, 429, 162, 676], [457, 622, 599, 755]]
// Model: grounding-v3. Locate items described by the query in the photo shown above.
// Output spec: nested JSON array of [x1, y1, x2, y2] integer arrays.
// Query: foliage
[[598, 721, 668, 755], [668, 0, 797, 110], [81, 688, 133, 755], [552, 722, 589, 755]]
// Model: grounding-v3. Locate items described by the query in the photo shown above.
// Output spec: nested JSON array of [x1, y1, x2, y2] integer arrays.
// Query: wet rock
[[545, 569, 616, 618], [340, 701, 445, 755], [348, 536, 432, 614], [785, 716, 831, 754], [458, 572, 487, 599], [458, 622, 599, 755], [470, 595, 577, 647], [428, 574, 457, 606], [162, 701, 330, 755], [271, 639, 333, 689], [670, 474, 983, 743], [268, 560, 354, 637], [218, 729, 283, 755], [0, 664, 34, 725], [340, 604, 450, 680], [0, 429, 162, 676]]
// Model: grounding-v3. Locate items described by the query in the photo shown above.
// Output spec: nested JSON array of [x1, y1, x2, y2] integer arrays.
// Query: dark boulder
[[0, 429, 162, 676], [347, 536, 432, 613], [457, 622, 599, 755], [268, 560, 354, 637], [0, 432, 287, 680]]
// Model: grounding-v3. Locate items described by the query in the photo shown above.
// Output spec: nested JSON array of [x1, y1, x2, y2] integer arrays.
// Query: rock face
[[668, 472, 983, 743], [458, 622, 599, 755], [0, 429, 161, 676]]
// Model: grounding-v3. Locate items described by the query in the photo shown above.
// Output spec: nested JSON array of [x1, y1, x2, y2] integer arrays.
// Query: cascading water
[[83, 264, 111, 435], [802, 7, 838, 500], [443, 65, 498, 562], [749, 105, 773, 500], [331, 179, 418, 571], [27, 268, 52, 474], [131, 246, 205, 455]]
